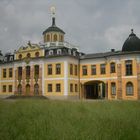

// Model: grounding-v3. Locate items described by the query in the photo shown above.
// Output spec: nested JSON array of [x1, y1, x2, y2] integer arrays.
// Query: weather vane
[[50, 6, 56, 17]]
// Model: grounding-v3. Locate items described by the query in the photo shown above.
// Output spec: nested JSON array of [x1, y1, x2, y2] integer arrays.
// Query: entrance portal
[[84, 81, 105, 99]]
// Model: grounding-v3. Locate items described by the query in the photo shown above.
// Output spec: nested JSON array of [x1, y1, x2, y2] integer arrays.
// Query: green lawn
[[0, 99, 140, 140]]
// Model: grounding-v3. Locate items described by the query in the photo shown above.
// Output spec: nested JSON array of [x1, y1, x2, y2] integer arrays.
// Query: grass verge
[[0, 99, 140, 140]]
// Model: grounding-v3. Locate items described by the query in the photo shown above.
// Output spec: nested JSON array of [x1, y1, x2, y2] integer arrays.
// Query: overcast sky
[[0, 0, 140, 54]]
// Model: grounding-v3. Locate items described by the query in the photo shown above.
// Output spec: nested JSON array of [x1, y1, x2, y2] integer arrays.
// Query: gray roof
[[122, 29, 140, 52], [43, 17, 65, 35], [80, 50, 140, 59]]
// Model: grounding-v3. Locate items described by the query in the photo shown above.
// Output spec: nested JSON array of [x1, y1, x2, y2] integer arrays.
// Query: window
[[35, 52, 39, 57], [34, 65, 39, 77], [60, 35, 63, 42], [3, 85, 6, 92], [70, 64, 73, 75], [91, 65, 96, 75], [9, 68, 13, 78], [49, 50, 53, 55], [126, 82, 133, 95], [26, 66, 30, 78], [18, 67, 22, 79], [111, 83, 116, 95], [27, 53, 31, 58], [75, 84, 78, 92], [48, 84, 52, 92], [3, 69, 6, 78], [125, 60, 133, 76], [54, 34, 57, 42], [4, 57, 7, 62], [56, 64, 61, 74], [82, 65, 87, 75], [110, 62, 116, 73], [100, 64, 106, 74], [57, 49, 61, 55], [73, 51, 76, 56], [48, 64, 52, 75], [70, 84, 73, 92], [75, 65, 77, 76], [18, 54, 22, 59], [9, 85, 12, 92], [10, 56, 13, 61], [68, 49, 71, 55], [18, 84, 22, 95], [47, 34, 50, 42], [56, 84, 61, 92]]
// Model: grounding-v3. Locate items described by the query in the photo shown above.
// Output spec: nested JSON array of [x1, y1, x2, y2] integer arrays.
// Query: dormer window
[[57, 49, 62, 55], [73, 51, 76, 56], [4, 57, 7, 62], [49, 50, 53, 55], [68, 49, 71, 55], [10, 56, 13, 61]]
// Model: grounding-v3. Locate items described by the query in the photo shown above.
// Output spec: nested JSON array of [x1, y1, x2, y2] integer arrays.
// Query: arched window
[[111, 82, 116, 95], [10, 56, 13, 61], [60, 35, 63, 42], [26, 84, 30, 95], [54, 34, 57, 42], [18, 54, 22, 59], [27, 53, 31, 58], [57, 49, 62, 55], [126, 82, 133, 95], [18, 84, 22, 95], [35, 52, 39, 57], [49, 50, 53, 55], [34, 84, 39, 95], [110, 62, 116, 73], [47, 34, 50, 42]]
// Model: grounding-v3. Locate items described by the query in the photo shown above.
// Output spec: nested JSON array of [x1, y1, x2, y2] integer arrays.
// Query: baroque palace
[[0, 10, 140, 100]]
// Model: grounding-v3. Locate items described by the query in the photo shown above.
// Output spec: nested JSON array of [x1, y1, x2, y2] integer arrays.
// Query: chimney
[[111, 49, 115, 52]]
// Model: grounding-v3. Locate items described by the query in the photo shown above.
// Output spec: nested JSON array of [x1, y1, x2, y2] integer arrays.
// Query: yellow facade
[[0, 13, 140, 100], [44, 32, 64, 43], [15, 43, 44, 60], [44, 62, 64, 78], [0, 66, 14, 95]]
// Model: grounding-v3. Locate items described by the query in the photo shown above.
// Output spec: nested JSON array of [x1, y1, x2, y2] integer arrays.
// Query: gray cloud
[[0, 0, 140, 54]]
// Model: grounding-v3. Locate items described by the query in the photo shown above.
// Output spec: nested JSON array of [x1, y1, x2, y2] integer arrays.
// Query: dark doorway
[[84, 81, 105, 99]]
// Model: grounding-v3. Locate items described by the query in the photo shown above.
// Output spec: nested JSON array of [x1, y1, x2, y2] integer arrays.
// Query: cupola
[[122, 29, 140, 52], [43, 7, 65, 43]]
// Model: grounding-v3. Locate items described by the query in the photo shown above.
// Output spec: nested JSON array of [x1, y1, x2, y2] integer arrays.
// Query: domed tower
[[122, 29, 140, 52], [42, 7, 65, 43]]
